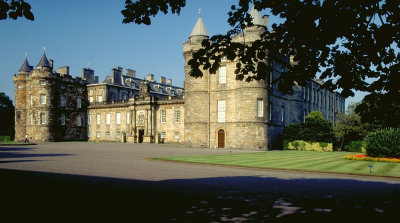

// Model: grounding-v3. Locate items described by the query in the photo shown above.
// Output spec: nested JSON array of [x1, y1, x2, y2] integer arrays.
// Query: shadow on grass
[[0, 169, 399, 222]]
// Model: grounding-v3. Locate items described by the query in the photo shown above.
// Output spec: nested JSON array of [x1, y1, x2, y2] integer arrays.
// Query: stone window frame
[[30, 113, 34, 125], [174, 109, 180, 124], [39, 80, 46, 86], [105, 131, 110, 138], [126, 112, 130, 124], [218, 66, 227, 84], [17, 84, 22, 89], [40, 113, 46, 124], [116, 112, 121, 125], [96, 132, 101, 138], [96, 114, 101, 125], [116, 131, 121, 139], [174, 132, 179, 139], [61, 114, 66, 125], [89, 96, 94, 103], [97, 95, 103, 103], [217, 100, 226, 123], [76, 115, 82, 127], [160, 132, 166, 139], [40, 94, 46, 105], [257, 99, 263, 118], [106, 113, 111, 125], [30, 94, 33, 107], [161, 110, 166, 123], [60, 95, 66, 107], [77, 97, 82, 108]]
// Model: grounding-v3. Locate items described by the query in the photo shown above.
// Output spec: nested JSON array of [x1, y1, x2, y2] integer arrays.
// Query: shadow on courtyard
[[0, 169, 399, 222], [0, 146, 72, 161]]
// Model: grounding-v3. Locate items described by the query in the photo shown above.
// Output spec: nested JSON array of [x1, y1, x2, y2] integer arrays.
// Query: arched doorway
[[218, 129, 225, 148]]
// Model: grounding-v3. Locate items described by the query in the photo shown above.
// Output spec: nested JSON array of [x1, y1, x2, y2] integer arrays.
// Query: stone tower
[[13, 51, 88, 142], [183, 8, 270, 149]]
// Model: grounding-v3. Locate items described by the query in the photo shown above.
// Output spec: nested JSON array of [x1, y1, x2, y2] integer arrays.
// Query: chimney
[[57, 66, 69, 76], [167, 79, 172, 85], [94, 76, 99, 83], [49, 59, 54, 69], [146, 74, 154, 82], [160, 76, 166, 84], [112, 68, 122, 85], [126, 69, 136, 78], [262, 15, 269, 29]]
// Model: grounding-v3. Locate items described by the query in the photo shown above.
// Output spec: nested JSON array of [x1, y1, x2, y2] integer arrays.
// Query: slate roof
[[36, 52, 51, 68], [18, 57, 33, 73], [190, 16, 209, 37]]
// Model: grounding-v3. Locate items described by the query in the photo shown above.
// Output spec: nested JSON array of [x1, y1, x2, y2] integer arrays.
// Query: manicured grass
[[153, 150, 400, 178]]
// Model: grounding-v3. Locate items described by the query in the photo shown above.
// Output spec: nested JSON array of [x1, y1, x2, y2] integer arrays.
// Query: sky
[[0, 0, 366, 109]]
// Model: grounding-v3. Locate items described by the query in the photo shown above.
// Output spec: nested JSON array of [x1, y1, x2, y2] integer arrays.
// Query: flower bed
[[344, 154, 400, 163]]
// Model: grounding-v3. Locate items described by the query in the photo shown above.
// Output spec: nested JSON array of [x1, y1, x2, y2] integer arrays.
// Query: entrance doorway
[[218, 129, 225, 148], [138, 129, 144, 143]]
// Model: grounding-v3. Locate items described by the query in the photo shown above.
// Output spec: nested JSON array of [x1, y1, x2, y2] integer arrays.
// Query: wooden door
[[138, 129, 144, 143], [218, 129, 225, 148]]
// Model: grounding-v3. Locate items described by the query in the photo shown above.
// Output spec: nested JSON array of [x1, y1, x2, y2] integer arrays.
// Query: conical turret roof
[[249, 5, 266, 27], [18, 57, 33, 73], [36, 51, 50, 68], [190, 10, 209, 38]]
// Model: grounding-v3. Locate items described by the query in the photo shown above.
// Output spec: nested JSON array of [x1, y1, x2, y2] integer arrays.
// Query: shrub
[[0, 136, 11, 141], [343, 140, 366, 153], [288, 140, 333, 152], [365, 128, 400, 158]]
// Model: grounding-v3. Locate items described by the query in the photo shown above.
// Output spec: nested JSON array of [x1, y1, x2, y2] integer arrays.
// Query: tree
[[0, 92, 15, 139], [355, 91, 400, 129], [333, 102, 370, 151], [283, 111, 334, 144], [122, 0, 400, 98], [0, 0, 33, 20]]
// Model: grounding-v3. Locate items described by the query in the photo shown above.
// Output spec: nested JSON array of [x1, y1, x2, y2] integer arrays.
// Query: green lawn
[[153, 150, 400, 178]]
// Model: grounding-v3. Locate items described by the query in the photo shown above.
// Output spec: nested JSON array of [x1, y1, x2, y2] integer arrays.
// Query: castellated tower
[[183, 8, 269, 149], [13, 52, 88, 142]]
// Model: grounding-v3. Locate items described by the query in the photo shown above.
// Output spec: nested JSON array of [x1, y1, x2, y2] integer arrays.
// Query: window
[[281, 106, 285, 123], [40, 113, 46, 124], [174, 110, 180, 123], [218, 100, 226, 123], [257, 99, 263, 117], [106, 113, 111, 125], [106, 131, 110, 138], [218, 66, 226, 84], [30, 113, 33, 125], [221, 56, 227, 61], [98, 96, 103, 103], [304, 110, 307, 122], [122, 94, 127, 101], [61, 114, 65, 125], [76, 115, 81, 126], [88, 114, 91, 125], [116, 131, 120, 138], [17, 84, 22, 89], [40, 94, 46, 105], [87, 131, 91, 138], [160, 132, 166, 139], [116, 112, 121, 125], [89, 96, 93, 103], [98, 88, 103, 93], [89, 89, 94, 95], [60, 95, 66, 107], [161, 110, 166, 123], [174, 132, 179, 139], [269, 103, 272, 121], [77, 97, 81, 108], [126, 112, 130, 124], [96, 114, 101, 125], [40, 80, 46, 86], [30, 94, 33, 107], [303, 87, 306, 102], [96, 132, 101, 138]]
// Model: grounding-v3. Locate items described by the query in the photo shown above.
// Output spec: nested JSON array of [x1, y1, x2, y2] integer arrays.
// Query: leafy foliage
[[343, 140, 366, 153], [122, 0, 400, 98], [283, 111, 334, 144], [364, 128, 400, 158], [0, 0, 33, 20], [0, 92, 15, 139]]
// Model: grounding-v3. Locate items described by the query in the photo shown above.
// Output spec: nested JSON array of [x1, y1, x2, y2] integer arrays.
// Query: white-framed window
[[116, 131, 120, 139], [126, 112, 130, 124], [219, 66, 226, 84], [30, 113, 33, 125], [76, 115, 81, 126], [60, 95, 66, 107], [174, 110, 180, 123], [30, 94, 33, 107], [98, 96, 103, 103], [88, 114, 91, 125], [96, 132, 101, 138], [61, 114, 65, 125], [161, 110, 166, 123], [77, 97, 82, 108], [40, 94, 46, 105], [218, 100, 226, 123], [106, 113, 111, 125], [96, 114, 101, 125], [116, 112, 121, 125], [89, 96, 93, 103], [39, 80, 46, 86], [160, 132, 166, 139], [257, 99, 263, 117], [40, 113, 46, 124], [174, 132, 179, 139]]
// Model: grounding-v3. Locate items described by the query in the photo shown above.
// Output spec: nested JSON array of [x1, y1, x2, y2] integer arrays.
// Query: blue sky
[[0, 0, 366, 108]]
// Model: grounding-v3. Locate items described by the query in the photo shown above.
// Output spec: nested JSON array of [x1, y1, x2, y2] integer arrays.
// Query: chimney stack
[[160, 76, 166, 84], [167, 79, 172, 85]]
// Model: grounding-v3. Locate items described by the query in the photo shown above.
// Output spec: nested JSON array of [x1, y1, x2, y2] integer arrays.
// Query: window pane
[[106, 113, 110, 125], [218, 100, 226, 123], [174, 110, 180, 123], [257, 99, 263, 117], [116, 113, 121, 124], [219, 66, 226, 84], [161, 110, 166, 123]]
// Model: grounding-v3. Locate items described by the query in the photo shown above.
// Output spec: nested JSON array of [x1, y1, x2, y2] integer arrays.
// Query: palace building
[[13, 8, 345, 150]]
